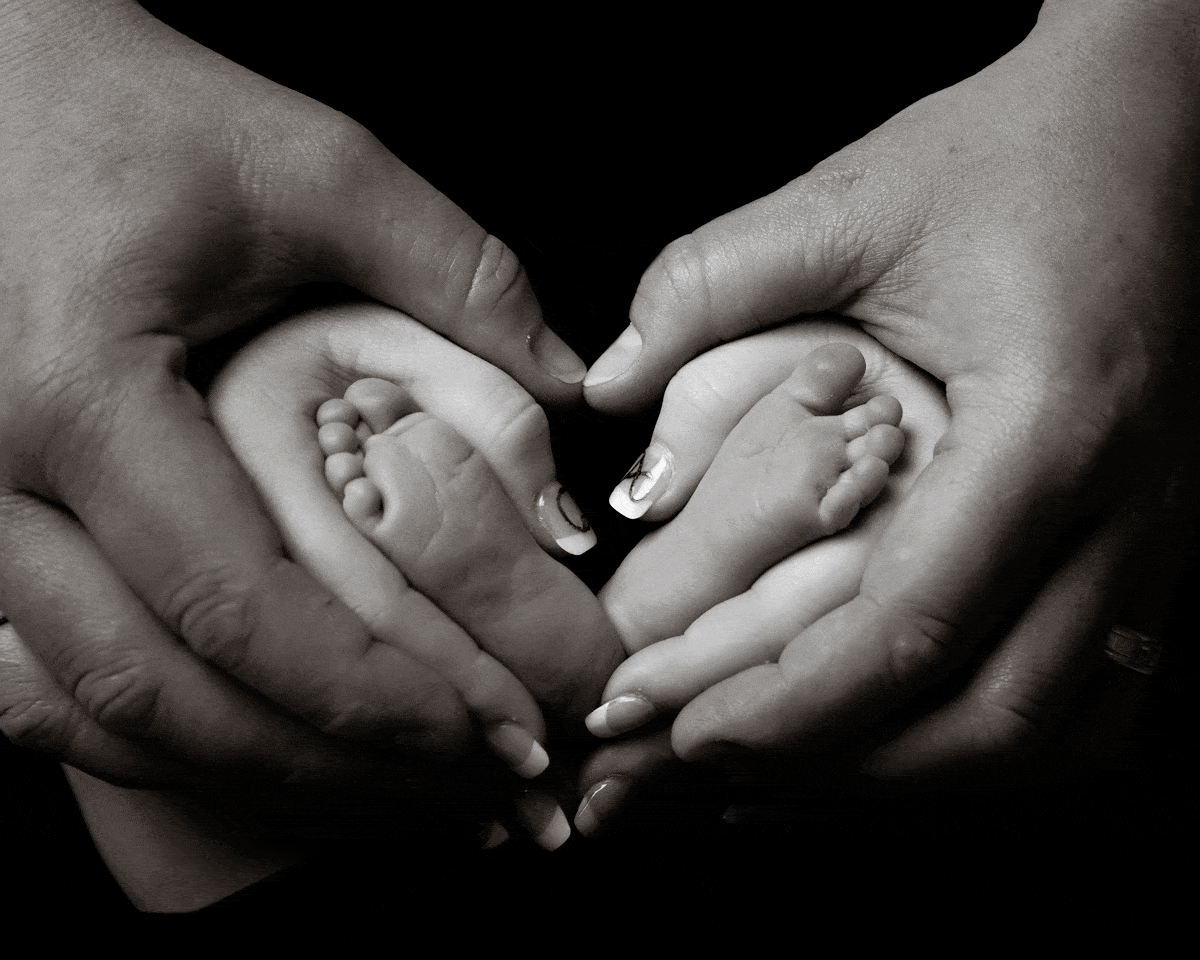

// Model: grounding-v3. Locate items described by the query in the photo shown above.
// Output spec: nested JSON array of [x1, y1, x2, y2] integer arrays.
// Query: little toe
[[343, 377, 420, 434], [343, 475, 385, 530], [817, 454, 892, 531]]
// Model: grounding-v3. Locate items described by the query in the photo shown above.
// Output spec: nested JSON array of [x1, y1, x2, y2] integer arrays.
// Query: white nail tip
[[535, 807, 571, 851], [556, 530, 598, 556], [609, 485, 651, 519], [584, 703, 613, 738], [513, 740, 550, 779]]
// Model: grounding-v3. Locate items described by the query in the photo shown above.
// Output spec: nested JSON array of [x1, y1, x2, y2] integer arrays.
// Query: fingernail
[[485, 722, 550, 779], [584, 325, 642, 387], [536, 481, 597, 555], [585, 693, 657, 738], [516, 791, 571, 851], [479, 821, 510, 850], [609, 442, 673, 519], [529, 326, 587, 384], [574, 776, 632, 837]]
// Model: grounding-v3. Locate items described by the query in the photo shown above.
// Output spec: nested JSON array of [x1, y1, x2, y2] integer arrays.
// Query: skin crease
[[0, 0, 590, 788], [584, 0, 1199, 779]]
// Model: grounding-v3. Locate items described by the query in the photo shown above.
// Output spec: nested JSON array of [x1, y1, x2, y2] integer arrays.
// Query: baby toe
[[343, 377, 419, 434], [817, 455, 891, 531], [342, 475, 385, 529], [324, 450, 364, 496], [847, 423, 905, 466], [316, 397, 360, 428], [317, 421, 359, 456], [842, 394, 903, 439]]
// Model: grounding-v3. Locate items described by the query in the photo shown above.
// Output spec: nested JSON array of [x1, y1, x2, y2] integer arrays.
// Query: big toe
[[778, 342, 868, 415]]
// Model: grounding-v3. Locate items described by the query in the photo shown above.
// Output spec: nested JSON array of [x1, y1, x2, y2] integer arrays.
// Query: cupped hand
[[584, 0, 1199, 776], [0, 0, 585, 786]]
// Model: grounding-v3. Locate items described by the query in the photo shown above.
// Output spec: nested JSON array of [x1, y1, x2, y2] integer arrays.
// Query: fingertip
[[529, 326, 587, 385], [583, 324, 643, 389]]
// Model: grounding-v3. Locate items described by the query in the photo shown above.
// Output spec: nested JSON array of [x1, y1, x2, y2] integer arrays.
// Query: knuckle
[[0, 693, 82, 758], [646, 233, 716, 319], [294, 110, 383, 179], [461, 232, 528, 321], [167, 568, 258, 671], [972, 698, 1044, 756], [71, 653, 164, 735], [881, 604, 961, 696]]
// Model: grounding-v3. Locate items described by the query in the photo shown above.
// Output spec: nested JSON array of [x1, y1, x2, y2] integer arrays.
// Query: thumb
[[265, 115, 586, 404], [584, 168, 902, 414]]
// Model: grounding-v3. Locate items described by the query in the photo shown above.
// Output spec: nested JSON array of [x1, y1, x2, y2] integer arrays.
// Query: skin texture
[[0, 0, 585, 788], [586, 0, 1200, 776]]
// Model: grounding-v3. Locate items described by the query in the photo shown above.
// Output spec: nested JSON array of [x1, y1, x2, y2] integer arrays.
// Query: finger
[[600, 521, 886, 724], [575, 728, 676, 837], [671, 387, 1087, 759], [0, 612, 190, 788], [862, 480, 1181, 781], [209, 308, 557, 745], [45, 335, 473, 757], [584, 171, 891, 413], [0, 491, 419, 784], [262, 109, 586, 404]]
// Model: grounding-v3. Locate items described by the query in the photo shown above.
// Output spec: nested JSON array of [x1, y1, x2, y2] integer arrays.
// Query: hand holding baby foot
[[601, 341, 902, 659], [0, 0, 586, 786], [586, 0, 1200, 775], [213, 303, 623, 800], [589, 323, 946, 745]]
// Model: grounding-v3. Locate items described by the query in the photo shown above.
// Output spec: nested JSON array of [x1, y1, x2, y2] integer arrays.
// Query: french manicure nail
[[529, 326, 587, 384], [583, 324, 642, 387], [609, 442, 673, 519], [585, 693, 657, 738], [485, 721, 550, 779], [574, 776, 632, 837], [516, 791, 571, 851], [536, 481, 597, 555]]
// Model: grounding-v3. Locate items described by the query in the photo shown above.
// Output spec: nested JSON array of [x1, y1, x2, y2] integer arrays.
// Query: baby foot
[[600, 343, 904, 655], [318, 379, 623, 721]]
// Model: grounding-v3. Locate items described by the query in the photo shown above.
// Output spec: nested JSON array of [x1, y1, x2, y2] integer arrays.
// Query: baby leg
[[320, 379, 622, 726], [600, 343, 903, 656]]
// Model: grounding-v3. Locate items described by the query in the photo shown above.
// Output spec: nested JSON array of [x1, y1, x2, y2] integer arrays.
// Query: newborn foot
[[318, 379, 622, 720], [601, 343, 904, 653]]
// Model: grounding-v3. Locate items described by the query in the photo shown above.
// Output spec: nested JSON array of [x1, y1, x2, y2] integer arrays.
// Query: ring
[[1105, 625, 1163, 676]]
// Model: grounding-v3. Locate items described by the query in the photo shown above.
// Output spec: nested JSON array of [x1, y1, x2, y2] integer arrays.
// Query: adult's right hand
[[0, 0, 586, 788]]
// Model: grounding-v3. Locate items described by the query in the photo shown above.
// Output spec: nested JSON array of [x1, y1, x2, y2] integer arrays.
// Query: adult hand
[[0, 0, 586, 786], [584, 0, 1199, 776]]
